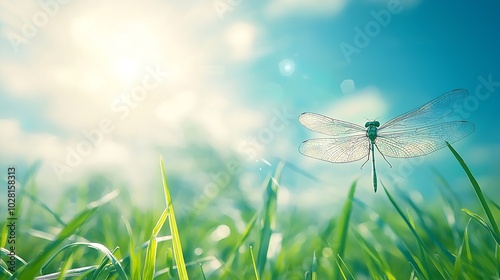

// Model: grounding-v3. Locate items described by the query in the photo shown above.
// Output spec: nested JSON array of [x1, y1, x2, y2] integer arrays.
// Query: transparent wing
[[299, 135, 370, 163], [376, 121, 475, 158], [380, 89, 469, 130], [299, 112, 365, 136]]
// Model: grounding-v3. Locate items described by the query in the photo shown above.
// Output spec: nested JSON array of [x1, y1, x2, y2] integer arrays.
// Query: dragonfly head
[[364, 121, 380, 128]]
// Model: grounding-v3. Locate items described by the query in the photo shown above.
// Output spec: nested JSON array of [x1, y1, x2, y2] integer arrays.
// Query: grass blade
[[446, 142, 500, 238], [310, 251, 317, 280], [199, 263, 207, 280], [160, 157, 189, 279], [351, 228, 395, 280], [37, 242, 127, 279], [396, 241, 427, 279], [250, 245, 259, 280], [332, 180, 357, 280], [122, 217, 140, 280], [462, 208, 500, 245], [224, 212, 258, 272], [452, 219, 471, 279], [381, 182, 429, 279], [12, 190, 119, 279], [256, 161, 284, 277], [143, 207, 169, 279]]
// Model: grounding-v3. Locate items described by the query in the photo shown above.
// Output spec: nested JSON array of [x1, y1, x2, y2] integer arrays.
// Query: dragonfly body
[[365, 121, 380, 192], [298, 89, 475, 192]]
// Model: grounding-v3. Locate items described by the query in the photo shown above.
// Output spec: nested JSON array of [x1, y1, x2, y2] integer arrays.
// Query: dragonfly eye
[[364, 121, 380, 128]]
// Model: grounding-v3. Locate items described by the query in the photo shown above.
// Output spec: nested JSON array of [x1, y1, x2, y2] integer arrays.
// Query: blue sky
[[0, 0, 499, 211]]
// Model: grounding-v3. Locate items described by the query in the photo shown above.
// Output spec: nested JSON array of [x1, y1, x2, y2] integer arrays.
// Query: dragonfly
[[298, 88, 475, 192]]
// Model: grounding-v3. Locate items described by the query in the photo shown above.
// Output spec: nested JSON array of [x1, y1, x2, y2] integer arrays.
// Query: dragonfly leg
[[374, 143, 392, 168], [360, 142, 371, 169]]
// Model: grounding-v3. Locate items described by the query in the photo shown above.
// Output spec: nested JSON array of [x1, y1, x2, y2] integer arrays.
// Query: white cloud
[[0, 119, 62, 162], [327, 86, 388, 124]]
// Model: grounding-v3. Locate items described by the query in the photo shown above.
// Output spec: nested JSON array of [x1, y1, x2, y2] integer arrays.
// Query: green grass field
[[1, 144, 499, 279]]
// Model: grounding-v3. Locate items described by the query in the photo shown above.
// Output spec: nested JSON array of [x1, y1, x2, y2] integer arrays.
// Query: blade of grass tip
[[446, 142, 500, 238], [250, 245, 260, 280], [143, 207, 169, 280], [332, 180, 357, 280], [160, 157, 189, 279], [452, 219, 471, 280], [199, 263, 207, 280], [310, 251, 317, 280], [255, 174, 273, 277], [256, 161, 285, 277], [463, 222, 472, 264], [461, 208, 500, 245], [12, 190, 119, 279]]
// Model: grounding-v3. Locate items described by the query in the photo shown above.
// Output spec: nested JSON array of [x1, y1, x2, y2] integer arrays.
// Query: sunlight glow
[[225, 22, 256, 59], [279, 58, 295, 76], [71, 16, 163, 86], [115, 57, 139, 81]]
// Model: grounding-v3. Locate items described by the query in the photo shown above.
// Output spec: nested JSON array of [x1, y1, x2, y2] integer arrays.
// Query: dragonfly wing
[[299, 135, 370, 163], [380, 89, 469, 130], [299, 112, 365, 136], [376, 121, 475, 158]]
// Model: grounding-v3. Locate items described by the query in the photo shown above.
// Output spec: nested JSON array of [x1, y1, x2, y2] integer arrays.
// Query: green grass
[[1, 144, 499, 279]]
